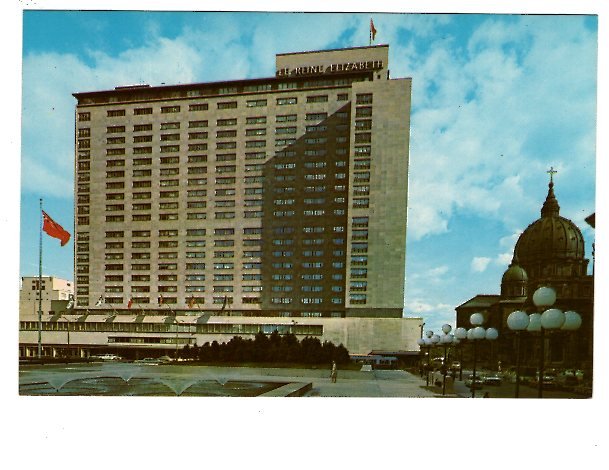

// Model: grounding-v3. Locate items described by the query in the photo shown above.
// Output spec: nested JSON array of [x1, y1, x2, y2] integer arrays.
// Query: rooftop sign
[[276, 59, 384, 78]]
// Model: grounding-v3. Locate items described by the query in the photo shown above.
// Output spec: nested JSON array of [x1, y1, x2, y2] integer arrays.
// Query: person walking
[[331, 361, 338, 383]]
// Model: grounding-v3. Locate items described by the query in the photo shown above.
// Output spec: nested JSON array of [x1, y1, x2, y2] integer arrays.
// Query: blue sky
[[18, 9, 599, 337]]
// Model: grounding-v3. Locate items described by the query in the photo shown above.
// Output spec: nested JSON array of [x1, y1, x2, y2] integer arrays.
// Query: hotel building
[[19, 45, 417, 359], [73, 45, 410, 318]]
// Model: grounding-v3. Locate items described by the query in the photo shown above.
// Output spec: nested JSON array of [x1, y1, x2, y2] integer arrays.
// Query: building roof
[[455, 295, 500, 310]]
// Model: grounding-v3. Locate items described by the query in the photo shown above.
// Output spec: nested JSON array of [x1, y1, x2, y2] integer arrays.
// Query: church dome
[[502, 255, 528, 283], [514, 181, 586, 265], [501, 255, 528, 298]]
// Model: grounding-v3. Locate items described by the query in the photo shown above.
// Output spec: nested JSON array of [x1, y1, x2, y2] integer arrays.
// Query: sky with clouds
[[17, 7, 600, 336]]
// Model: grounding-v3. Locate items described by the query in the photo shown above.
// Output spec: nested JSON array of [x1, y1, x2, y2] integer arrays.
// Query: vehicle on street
[[90, 354, 122, 361], [134, 357, 160, 365], [483, 374, 503, 386], [450, 361, 461, 370], [465, 375, 484, 389]]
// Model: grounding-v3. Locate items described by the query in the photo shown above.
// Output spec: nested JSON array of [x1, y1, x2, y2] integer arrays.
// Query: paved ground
[[19, 362, 447, 397]]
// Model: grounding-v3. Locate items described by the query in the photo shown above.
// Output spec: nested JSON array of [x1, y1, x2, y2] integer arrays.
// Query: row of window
[[20, 321, 323, 336]]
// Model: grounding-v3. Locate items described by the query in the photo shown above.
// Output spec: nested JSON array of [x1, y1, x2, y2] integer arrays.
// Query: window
[[217, 129, 237, 138], [356, 93, 373, 104], [306, 112, 328, 121], [337, 93, 348, 101], [161, 106, 181, 114], [246, 128, 266, 136], [133, 135, 152, 143], [276, 126, 297, 135], [276, 114, 297, 122], [134, 107, 152, 115], [161, 133, 180, 141], [162, 145, 181, 153], [217, 101, 237, 109], [107, 109, 126, 117], [78, 112, 91, 121], [189, 103, 208, 111], [246, 99, 267, 107], [217, 118, 237, 126], [134, 147, 152, 155], [277, 97, 297, 105], [247, 116, 267, 124], [134, 124, 153, 132], [306, 95, 328, 103], [246, 140, 265, 148], [355, 107, 372, 117]]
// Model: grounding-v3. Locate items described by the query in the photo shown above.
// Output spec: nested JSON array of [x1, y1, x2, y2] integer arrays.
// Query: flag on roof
[[370, 19, 377, 42]]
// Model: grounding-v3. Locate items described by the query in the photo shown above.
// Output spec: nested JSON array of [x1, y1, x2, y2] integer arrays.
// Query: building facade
[[72, 45, 411, 318], [19, 45, 418, 360]]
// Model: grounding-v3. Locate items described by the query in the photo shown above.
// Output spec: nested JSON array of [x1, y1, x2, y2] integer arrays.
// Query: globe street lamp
[[467, 313, 499, 398], [439, 324, 455, 396], [454, 327, 468, 380], [417, 330, 438, 387], [506, 309, 529, 397], [507, 286, 582, 398]]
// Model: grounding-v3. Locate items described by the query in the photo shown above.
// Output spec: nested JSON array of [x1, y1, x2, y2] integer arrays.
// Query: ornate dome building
[[456, 175, 594, 379]]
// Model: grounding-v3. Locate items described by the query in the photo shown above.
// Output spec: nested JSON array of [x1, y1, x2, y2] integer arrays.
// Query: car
[[90, 353, 122, 361], [465, 375, 484, 389], [135, 357, 160, 365], [483, 374, 502, 386], [450, 361, 461, 370]]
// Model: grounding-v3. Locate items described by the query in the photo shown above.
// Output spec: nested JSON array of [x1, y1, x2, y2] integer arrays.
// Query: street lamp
[[508, 286, 582, 398], [417, 330, 436, 386], [466, 313, 499, 398], [439, 324, 454, 396], [454, 327, 468, 380], [506, 309, 529, 397]]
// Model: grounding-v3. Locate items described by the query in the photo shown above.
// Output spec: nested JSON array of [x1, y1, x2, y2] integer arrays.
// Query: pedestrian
[[331, 360, 338, 383]]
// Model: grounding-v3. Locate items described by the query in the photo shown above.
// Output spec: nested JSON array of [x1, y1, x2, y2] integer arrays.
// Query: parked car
[[483, 374, 503, 386], [134, 357, 160, 365], [465, 375, 484, 389], [90, 353, 122, 361], [450, 361, 461, 371]]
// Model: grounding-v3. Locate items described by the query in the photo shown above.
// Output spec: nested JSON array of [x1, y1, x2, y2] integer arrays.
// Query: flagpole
[[38, 198, 43, 359]]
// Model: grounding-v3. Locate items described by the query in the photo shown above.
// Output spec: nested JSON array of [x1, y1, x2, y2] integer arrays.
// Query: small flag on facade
[[42, 210, 71, 246], [221, 295, 228, 311], [188, 296, 196, 309], [158, 295, 164, 306], [370, 18, 377, 42], [95, 295, 104, 307], [66, 294, 74, 310], [127, 297, 133, 309]]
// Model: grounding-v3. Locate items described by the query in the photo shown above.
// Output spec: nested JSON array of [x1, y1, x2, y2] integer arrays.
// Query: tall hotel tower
[[73, 45, 411, 320]]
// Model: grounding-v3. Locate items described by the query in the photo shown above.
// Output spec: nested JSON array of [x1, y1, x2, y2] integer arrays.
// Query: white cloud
[[403, 15, 596, 241], [471, 256, 492, 273]]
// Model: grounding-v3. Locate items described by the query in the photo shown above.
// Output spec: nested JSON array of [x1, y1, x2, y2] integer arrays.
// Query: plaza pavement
[[19, 362, 469, 397]]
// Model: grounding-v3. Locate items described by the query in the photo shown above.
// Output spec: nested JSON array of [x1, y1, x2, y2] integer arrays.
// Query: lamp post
[[417, 330, 437, 386], [467, 313, 499, 398], [439, 324, 454, 396], [454, 327, 468, 381], [508, 286, 582, 398], [506, 310, 529, 398]]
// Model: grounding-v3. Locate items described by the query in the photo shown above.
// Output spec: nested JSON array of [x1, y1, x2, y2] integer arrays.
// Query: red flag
[[127, 298, 133, 309], [42, 210, 71, 246], [188, 296, 196, 309], [370, 19, 377, 41], [158, 295, 164, 306]]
